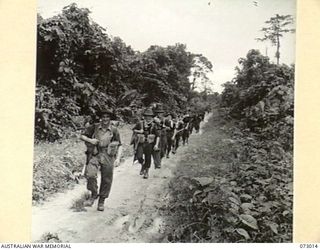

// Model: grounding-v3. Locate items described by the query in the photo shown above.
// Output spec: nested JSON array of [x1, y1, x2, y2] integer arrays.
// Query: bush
[[35, 4, 214, 142]]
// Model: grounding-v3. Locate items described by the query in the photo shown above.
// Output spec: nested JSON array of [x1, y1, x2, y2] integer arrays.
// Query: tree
[[35, 4, 214, 141], [256, 14, 295, 65], [189, 55, 213, 91], [220, 49, 294, 138]]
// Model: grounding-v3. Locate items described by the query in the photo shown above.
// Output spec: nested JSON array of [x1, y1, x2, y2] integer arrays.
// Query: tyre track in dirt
[[32, 114, 212, 243]]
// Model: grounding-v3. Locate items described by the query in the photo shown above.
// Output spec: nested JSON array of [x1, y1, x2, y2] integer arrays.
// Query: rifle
[[81, 163, 86, 177]]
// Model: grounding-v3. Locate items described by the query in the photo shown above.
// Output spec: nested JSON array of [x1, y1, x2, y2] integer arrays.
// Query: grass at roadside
[[70, 191, 91, 212]]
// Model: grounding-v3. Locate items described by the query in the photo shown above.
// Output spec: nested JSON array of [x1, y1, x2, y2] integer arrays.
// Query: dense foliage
[[35, 4, 213, 142], [221, 49, 294, 150], [218, 50, 293, 242], [163, 50, 293, 243], [165, 131, 293, 242]]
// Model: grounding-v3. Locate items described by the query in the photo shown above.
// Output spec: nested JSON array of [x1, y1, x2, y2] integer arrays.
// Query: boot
[[143, 168, 149, 179], [140, 166, 144, 175], [97, 197, 105, 211]]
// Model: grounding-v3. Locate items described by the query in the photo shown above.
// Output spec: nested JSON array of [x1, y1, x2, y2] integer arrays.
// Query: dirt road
[[32, 114, 212, 243]]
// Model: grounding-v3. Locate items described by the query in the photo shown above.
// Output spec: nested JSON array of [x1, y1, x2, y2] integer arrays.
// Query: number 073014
[[300, 244, 318, 248]]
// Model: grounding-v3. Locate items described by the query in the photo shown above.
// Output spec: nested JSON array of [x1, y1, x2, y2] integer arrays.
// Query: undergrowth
[[39, 232, 62, 243], [70, 191, 91, 212], [162, 112, 292, 243]]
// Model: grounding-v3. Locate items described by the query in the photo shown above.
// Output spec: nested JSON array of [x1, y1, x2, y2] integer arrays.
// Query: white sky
[[38, 0, 296, 93]]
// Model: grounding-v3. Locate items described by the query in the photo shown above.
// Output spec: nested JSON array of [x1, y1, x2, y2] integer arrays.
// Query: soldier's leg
[[172, 138, 176, 154], [160, 138, 167, 159], [175, 134, 181, 152], [166, 136, 172, 157], [189, 124, 193, 135], [136, 143, 144, 164], [143, 142, 152, 178], [84, 157, 99, 206], [152, 149, 161, 169], [195, 123, 200, 133], [85, 151, 93, 165], [135, 143, 144, 175], [98, 156, 115, 211], [185, 129, 189, 144], [182, 130, 187, 145]]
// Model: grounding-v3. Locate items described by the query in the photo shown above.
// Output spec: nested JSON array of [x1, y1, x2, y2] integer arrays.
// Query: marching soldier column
[[130, 103, 206, 179], [80, 104, 207, 211]]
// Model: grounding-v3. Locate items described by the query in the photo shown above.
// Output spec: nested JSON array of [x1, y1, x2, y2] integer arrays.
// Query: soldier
[[164, 113, 175, 158], [132, 108, 160, 179], [187, 113, 195, 135], [153, 105, 167, 168], [130, 108, 143, 164], [172, 115, 184, 154], [182, 114, 192, 145], [193, 113, 201, 133], [80, 109, 122, 211]]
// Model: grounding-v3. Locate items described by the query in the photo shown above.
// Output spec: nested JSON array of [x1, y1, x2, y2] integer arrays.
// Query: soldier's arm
[[80, 135, 99, 145], [80, 125, 99, 145]]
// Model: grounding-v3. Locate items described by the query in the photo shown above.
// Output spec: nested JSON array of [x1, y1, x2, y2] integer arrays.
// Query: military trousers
[[173, 133, 181, 152], [135, 142, 153, 171], [166, 132, 174, 156], [152, 149, 161, 168], [182, 129, 190, 145], [194, 122, 200, 133], [160, 136, 167, 159], [85, 154, 115, 199]]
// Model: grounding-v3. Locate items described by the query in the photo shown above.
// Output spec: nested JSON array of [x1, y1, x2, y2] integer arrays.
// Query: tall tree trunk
[[190, 77, 196, 91], [275, 15, 280, 65], [276, 34, 280, 65]]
